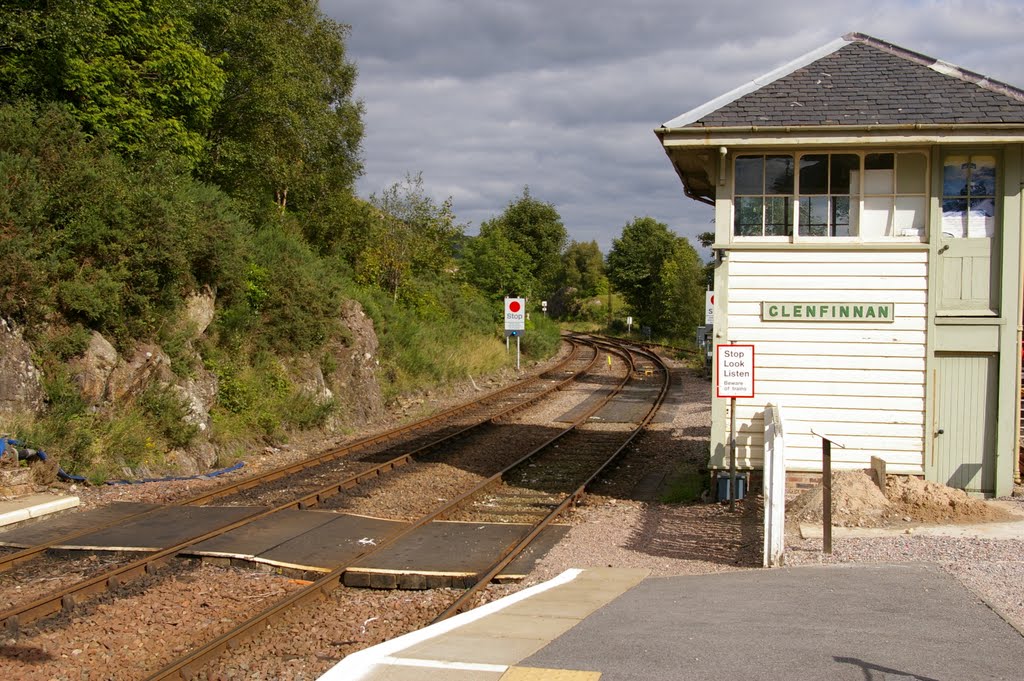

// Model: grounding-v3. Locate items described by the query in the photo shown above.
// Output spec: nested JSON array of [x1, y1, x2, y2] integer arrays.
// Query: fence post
[[763, 404, 786, 567]]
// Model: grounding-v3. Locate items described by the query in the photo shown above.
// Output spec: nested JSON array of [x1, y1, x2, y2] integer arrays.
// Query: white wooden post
[[763, 403, 786, 567]]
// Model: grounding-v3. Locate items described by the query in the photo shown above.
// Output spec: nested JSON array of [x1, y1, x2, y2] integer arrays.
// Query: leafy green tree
[[605, 217, 679, 329], [0, 0, 225, 166], [191, 0, 363, 219], [659, 238, 705, 336], [0, 102, 247, 344], [561, 240, 606, 298], [460, 222, 535, 301], [552, 240, 606, 318], [358, 174, 465, 302], [485, 188, 567, 297]]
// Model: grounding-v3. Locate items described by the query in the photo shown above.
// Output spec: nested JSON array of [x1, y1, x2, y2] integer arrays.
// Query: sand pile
[[787, 470, 1016, 527]]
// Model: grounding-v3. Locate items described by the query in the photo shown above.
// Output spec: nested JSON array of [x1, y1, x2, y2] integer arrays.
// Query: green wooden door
[[933, 353, 997, 494]]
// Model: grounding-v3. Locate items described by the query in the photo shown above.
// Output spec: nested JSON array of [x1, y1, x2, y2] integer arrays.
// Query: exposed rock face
[[70, 332, 119, 404], [106, 343, 173, 403], [324, 300, 384, 427], [0, 319, 44, 414], [183, 288, 216, 338], [172, 370, 218, 434]]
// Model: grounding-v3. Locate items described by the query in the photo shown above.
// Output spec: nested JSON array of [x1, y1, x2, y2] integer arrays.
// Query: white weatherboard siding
[[721, 250, 928, 474]]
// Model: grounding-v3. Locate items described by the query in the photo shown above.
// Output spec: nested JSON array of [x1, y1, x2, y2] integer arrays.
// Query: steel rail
[[431, 340, 672, 622], [142, 343, 637, 681], [1, 340, 598, 634], [0, 339, 585, 574]]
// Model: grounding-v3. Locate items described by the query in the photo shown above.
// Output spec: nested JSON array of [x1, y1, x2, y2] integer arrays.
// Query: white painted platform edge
[[0, 495, 79, 528], [316, 568, 584, 681]]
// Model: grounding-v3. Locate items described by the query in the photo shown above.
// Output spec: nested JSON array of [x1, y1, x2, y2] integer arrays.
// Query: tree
[[357, 174, 465, 302], [659, 238, 705, 337], [485, 188, 567, 297], [553, 240, 606, 318], [0, 0, 226, 166], [605, 217, 678, 329], [191, 0, 363, 218], [460, 222, 535, 301]]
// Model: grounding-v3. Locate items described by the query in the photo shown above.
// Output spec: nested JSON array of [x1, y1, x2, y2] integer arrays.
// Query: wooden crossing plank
[[187, 508, 341, 561], [0, 502, 159, 547], [255, 513, 407, 571], [348, 520, 569, 579], [57, 505, 263, 551]]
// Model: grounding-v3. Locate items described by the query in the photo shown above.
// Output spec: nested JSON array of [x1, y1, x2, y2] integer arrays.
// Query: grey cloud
[[329, 0, 1024, 253]]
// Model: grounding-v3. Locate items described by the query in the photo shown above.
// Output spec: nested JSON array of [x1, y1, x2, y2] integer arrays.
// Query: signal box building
[[656, 33, 1024, 496]]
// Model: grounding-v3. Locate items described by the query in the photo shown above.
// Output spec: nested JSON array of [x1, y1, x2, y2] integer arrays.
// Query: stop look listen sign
[[716, 344, 755, 398]]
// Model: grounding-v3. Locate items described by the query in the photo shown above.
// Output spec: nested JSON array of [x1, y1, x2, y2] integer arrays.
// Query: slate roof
[[665, 33, 1024, 129]]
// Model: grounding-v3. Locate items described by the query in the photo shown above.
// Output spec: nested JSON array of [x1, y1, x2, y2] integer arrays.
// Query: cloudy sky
[[325, 0, 1024, 253]]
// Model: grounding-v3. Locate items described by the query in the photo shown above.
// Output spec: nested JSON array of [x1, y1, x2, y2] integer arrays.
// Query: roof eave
[[656, 122, 1024, 147]]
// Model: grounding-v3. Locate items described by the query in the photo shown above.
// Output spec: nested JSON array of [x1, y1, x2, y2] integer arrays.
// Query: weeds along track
[[0, 338, 596, 630]]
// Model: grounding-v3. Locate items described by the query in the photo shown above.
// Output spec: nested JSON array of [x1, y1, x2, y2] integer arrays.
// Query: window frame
[[730, 148, 931, 244]]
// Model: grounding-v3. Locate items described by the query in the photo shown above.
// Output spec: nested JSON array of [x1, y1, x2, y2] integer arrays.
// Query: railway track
[[0, 335, 675, 679], [0, 338, 598, 630]]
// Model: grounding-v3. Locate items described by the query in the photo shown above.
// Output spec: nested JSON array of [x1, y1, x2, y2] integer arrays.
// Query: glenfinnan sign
[[761, 302, 894, 322]]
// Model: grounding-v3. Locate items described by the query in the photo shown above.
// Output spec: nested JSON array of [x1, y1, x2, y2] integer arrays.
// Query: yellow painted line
[[501, 667, 601, 680]]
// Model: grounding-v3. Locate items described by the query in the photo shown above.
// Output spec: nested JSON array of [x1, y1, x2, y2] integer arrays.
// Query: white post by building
[[763, 403, 786, 567]]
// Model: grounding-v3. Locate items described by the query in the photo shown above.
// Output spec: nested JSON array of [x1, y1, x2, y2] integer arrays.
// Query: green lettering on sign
[[760, 302, 895, 322]]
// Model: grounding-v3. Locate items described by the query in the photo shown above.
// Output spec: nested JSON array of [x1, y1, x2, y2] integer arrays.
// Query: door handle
[[938, 244, 950, 254], [936, 428, 945, 435]]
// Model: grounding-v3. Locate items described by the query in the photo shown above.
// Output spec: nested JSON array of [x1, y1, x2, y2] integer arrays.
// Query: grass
[[660, 466, 710, 503]]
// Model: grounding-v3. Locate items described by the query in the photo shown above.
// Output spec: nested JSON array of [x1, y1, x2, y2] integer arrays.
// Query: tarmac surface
[[321, 562, 1024, 681]]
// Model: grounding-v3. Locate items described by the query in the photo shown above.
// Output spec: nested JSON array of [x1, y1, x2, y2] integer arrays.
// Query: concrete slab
[[500, 668, 601, 680], [522, 563, 1024, 681], [318, 568, 646, 681], [0, 493, 79, 528]]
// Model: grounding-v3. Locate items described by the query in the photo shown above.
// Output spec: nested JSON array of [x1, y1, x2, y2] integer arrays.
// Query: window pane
[[969, 197, 995, 237], [799, 155, 828, 194], [865, 153, 894, 170], [894, 197, 926, 237], [764, 197, 791, 236], [830, 155, 858, 194], [943, 155, 970, 196], [735, 197, 763, 236], [833, 196, 854, 237], [896, 153, 927, 194], [862, 197, 893, 239], [798, 196, 828, 236], [764, 156, 794, 194], [941, 198, 968, 238], [735, 156, 764, 194], [864, 168, 894, 194], [971, 156, 996, 196]]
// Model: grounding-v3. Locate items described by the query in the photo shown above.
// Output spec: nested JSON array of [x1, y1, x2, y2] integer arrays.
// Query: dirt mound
[[787, 470, 1016, 527]]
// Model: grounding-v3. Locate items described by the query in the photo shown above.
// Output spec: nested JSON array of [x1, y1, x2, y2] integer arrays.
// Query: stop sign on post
[[505, 297, 526, 334]]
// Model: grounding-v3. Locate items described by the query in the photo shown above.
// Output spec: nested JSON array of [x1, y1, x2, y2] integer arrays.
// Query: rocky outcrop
[[0, 319, 44, 414], [106, 344, 173, 403], [172, 370, 218, 434], [183, 288, 216, 338], [323, 300, 384, 427], [70, 332, 119, 403]]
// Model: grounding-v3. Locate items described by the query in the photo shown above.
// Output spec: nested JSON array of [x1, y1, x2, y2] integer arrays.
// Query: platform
[[0, 493, 79, 529], [318, 563, 1024, 680]]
